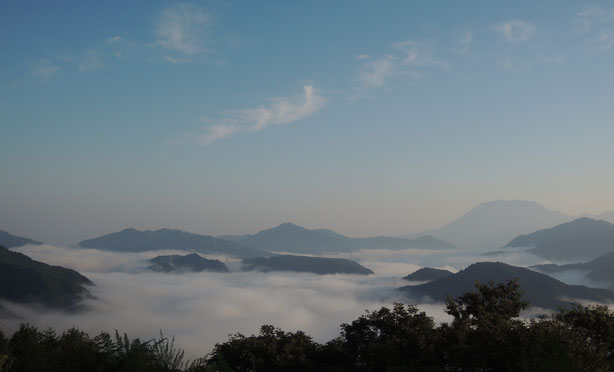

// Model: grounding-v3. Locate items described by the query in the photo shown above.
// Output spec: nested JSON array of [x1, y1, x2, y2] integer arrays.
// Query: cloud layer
[[3, 243, 605, 360]]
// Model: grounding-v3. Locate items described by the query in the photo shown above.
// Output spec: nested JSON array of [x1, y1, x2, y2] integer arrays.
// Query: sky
[[2, 0, 614, 244]]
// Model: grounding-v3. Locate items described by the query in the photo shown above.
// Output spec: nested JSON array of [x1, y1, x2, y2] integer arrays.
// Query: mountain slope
[[0, 245, 91, 308], [78, 228, 271, 259], [400, 262, 614, 310], [148, 253, 228, 273], [227, 223, 455, 254], [504, 217, 614, 260], [242, 254, 374, 275], [0, 229, 42, 248], [403, 267, 454, 282], [531, 252, 614, 289]]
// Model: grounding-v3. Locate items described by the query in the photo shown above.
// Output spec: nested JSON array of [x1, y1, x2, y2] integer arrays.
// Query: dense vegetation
[[148, 253, 229, 273], [242, 254, 374, 275], [1, 280, 614, 371]]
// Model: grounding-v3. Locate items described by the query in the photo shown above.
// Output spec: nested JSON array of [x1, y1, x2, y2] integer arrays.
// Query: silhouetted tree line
[[1, 280, 613, 371]]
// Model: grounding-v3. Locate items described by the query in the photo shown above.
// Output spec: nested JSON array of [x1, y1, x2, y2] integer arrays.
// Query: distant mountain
[[242, 254, 374, 275], [79, 228, 272, 259], [148, 253, 228, 273], [531, 252, 614, 289], [352, 235, 456, 251], [0, 245, 91, 308], [223, 223, 455, 254], [400, 262, 614, 310], [504, 217, 614, 260], [403, 267, 453, 282], [0, 229, 42, 248], [410, 200, 573, 251]]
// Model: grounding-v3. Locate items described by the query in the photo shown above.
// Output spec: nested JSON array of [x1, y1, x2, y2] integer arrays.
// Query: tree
[[441, 279, 528, 371]]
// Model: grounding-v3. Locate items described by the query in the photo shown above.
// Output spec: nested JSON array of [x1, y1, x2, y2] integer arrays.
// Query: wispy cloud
[[105, 35, 123, 45], [576, 8, 614, 51], [198, 85, 325, 145], [451, 29, 473, 55], [32, 59, 60, 80], [79, 51, 104, 72], [352, 41, 445, 99], [494, 20, 535, 43], [156, 3, 211, 62]]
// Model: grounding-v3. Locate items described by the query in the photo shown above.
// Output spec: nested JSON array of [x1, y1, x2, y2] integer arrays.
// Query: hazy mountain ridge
[[222, 222, 455, 254], [148, 253, 228, 273], [78, 228, 272, 259], [531, 251, 614, 289], [0, 245, 91, 308], [0, 229, 42, 248], [504, 217, 614, 260], [400, 261, 614, 310], [242, 254, 374, 275], [399, 200, 614, 252]]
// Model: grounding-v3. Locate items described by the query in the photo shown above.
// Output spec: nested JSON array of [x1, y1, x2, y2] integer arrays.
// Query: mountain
[[504, 217, 614, 260], [403, 267, 453, 282], [400, 262, 614, 310], [0, 229, 42, 248], [223, 223, 455, 254], [531, 252, 614, 289], [0, 245, 91, 308], [242, 254, 374, 275], [148, 253, 228, 273], [399, 200, 573, 251], [78, 228, 272, 259]]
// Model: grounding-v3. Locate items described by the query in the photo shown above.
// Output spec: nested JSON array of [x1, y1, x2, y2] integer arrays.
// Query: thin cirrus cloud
[[156, 3, 211, 62], [451, 29, 473, 55], [198, 85, 325, 145], [493, 20, 536, 43], [352, 41, 446, 99], [576, 7, 614, 51], [32, 59, 60, 80]]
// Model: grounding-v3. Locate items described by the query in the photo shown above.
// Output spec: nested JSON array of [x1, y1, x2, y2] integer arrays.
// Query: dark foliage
[[2, 280, 614, 371]]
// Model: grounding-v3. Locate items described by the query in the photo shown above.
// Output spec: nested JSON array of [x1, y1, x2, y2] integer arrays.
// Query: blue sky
[[2, 0, 614, 244]]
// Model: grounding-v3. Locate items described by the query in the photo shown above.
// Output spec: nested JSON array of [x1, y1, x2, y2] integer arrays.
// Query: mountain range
[[0, 245, 92, 308], [400, 261, 614, 310], [399, 200, 614, 251], [242, 254, 374, 275], [220, 222, 455, 254], [78, 228, 272, 259], [504, 217, 614, 260]]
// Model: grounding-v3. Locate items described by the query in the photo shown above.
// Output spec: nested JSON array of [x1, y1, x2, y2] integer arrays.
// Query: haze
[[2, 1, 614, 245]]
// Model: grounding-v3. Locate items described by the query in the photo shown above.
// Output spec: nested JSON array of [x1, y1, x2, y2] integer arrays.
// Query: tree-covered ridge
[[148, 253, 228, 273], [403, 267, 454, 281], [2, 280, 614, 371], [401, 261, 614, 310], [242, 254, 374, 275], [0, 245, 91, 308]]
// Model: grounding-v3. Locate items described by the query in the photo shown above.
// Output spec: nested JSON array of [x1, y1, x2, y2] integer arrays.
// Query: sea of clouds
[[0, 243, 603, 359]]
